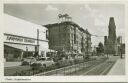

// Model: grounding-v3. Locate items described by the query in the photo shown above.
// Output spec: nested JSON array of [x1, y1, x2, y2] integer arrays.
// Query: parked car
[[21, 57, 36, 65], [32, 57, 55, 68]]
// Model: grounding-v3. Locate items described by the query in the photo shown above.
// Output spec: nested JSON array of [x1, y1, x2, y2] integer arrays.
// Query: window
[[46, 30, 49, 39], [74, 34, 76, 44], [74, 27, 77, 44]]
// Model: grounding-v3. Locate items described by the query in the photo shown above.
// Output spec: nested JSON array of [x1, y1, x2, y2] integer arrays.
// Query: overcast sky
[[4, 4, 125, 46]]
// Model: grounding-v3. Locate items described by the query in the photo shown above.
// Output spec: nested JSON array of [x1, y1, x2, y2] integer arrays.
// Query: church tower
[[107, 17, 118, 55], [108, 17, 117, 43]]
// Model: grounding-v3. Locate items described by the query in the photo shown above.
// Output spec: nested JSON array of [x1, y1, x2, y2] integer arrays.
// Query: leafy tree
[[97, 42, 104, 54]]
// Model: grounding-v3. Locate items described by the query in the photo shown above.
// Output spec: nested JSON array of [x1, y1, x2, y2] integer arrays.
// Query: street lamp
[[36, 29, 46, 58]]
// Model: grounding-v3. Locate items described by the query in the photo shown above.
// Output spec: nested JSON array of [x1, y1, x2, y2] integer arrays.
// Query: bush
[[69, 60, 74, 65], [21, 61, 29, 66], [55, 61, 62, 68], [74, 59, 84, 64], [30, 63, 43, 70], [74, 59, 79, 64], [55, 59, 74, 68], [49, 64, 56, 70]]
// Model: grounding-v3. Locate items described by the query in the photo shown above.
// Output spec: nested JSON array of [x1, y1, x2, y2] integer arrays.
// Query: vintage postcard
[[0, 0, 128, 82]]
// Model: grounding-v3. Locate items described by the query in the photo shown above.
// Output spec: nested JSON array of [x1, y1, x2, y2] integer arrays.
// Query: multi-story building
[[44, 21, 91, 58]]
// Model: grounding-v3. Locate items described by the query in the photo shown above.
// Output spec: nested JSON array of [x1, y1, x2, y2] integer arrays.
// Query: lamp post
[[26, 46, 28, 57], [35, 29, 39, 58], [36, 29, 46, 58], [120, 37, 123, 59]]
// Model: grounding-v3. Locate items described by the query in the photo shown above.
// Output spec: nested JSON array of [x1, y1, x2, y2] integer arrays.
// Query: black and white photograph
[[2, 82, 127, 83], [3, 3, 125, 76]]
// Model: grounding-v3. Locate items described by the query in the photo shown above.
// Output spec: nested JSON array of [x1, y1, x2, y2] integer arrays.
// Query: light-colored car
[[22, 57, 36, 65], [33, 57, 55, 67]]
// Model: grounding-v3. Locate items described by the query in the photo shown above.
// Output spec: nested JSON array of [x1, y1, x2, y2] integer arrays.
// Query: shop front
[[4, 33, 48, 62], [4, 13, 50, 62]]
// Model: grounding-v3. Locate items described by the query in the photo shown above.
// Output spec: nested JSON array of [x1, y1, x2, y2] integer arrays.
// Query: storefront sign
[[4, 34, 36, 45]]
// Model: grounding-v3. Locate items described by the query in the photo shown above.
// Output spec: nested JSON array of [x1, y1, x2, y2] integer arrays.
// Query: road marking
[[82, 61, 107, 75], [100, 62, 115, 75]]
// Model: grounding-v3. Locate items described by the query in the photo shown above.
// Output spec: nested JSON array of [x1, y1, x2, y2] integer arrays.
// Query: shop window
[[14, 50, 20, 58]]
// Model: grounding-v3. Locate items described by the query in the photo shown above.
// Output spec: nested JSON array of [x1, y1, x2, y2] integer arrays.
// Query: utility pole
[[86, 36, 89, 59], [26, 46, 28, 57], [36, 29, 39, 58], [120, 37, 123, 59]]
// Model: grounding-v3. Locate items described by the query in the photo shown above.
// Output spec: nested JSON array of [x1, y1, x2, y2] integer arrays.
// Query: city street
[[3, 4, 125, 77], [108, 57, 125, 75], [35, 56, 124, 76], [82, 56, 118, 75], [4, 65, 31, 76], [4, 55, 124, 76], [70, 56, 124, 75], [4, 62, 21, 67]]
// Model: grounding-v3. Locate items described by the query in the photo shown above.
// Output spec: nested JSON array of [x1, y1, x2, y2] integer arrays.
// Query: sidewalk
[[107, 58, 125, 75], [4, 62, 21, 67]]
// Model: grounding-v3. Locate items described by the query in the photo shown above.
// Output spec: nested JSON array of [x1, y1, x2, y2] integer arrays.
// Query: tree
[[97, 42, 104, 55]]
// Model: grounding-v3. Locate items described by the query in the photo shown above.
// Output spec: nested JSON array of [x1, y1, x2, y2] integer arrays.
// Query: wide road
[[36, 56, 118, 76], [83, 60, 115, 75], [69, 56, 118, 75]]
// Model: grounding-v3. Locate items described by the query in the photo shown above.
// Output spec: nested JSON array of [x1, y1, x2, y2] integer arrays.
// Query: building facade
[[44, 21, 91, 58], [4, 14, 49, 61]]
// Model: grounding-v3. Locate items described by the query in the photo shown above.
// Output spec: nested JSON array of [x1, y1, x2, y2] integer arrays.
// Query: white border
[[0, 0, 128, 82]]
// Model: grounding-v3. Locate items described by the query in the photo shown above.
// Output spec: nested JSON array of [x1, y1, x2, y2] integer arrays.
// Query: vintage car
[[32, 57, 55, 68], [21, 57, 36, 65]]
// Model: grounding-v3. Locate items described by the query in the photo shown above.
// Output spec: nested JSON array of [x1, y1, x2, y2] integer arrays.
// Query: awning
[[44, 49, 55, 52], [4, 43, 35, 51]]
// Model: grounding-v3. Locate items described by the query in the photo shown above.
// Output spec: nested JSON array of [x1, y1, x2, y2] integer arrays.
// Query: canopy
[[4, 43, 35, 51]]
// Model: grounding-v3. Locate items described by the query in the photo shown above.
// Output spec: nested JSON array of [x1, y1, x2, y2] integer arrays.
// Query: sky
[[4, 4, 125, 46]]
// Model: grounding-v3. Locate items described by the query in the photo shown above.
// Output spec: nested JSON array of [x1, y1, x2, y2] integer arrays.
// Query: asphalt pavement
[[4, 62, 21, 67], [69, 56, 121, 75], [5, 55, 125, 76], [107, 57, 125, 75]]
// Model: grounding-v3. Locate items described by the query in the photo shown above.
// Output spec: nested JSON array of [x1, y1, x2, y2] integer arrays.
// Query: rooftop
[[43, 21, 91, 35]]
